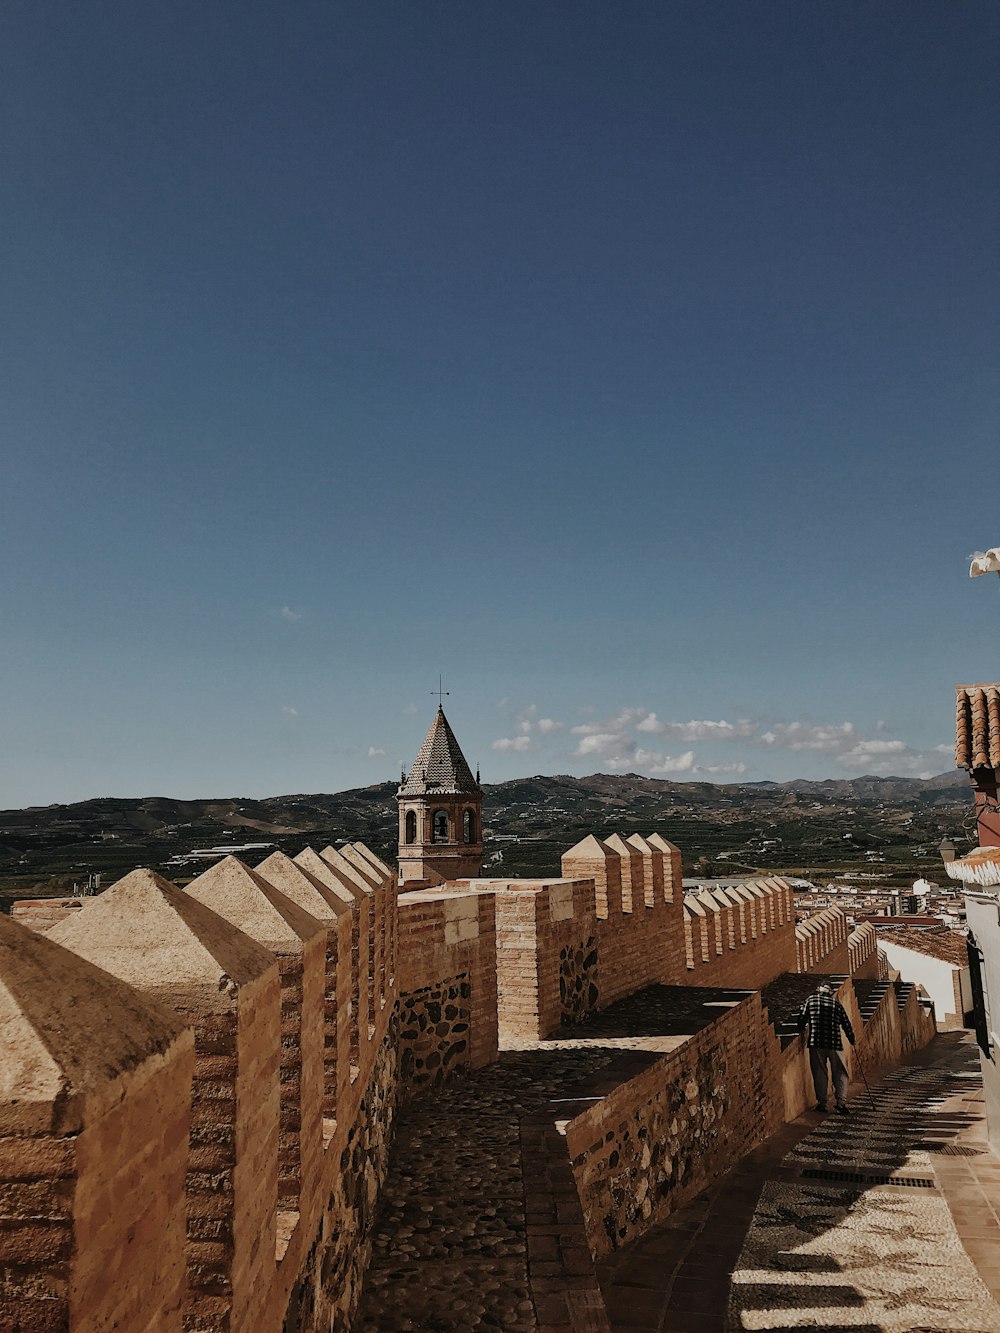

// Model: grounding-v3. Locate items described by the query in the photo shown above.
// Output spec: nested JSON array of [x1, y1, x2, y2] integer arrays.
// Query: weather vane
[[431, 675, 449, 708]]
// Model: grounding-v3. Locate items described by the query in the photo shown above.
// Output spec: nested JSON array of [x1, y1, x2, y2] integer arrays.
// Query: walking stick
[[854, 1045, 877, 1112]]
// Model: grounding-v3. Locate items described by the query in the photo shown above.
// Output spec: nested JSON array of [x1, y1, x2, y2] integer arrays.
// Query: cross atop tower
[[430, 675, 449, 709]]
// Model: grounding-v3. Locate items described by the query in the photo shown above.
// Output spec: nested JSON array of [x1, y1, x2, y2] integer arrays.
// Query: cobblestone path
[[598, 1032, 1000, 1333], [359, 986, 744, 1331], [358, 1047, 614, 1332]]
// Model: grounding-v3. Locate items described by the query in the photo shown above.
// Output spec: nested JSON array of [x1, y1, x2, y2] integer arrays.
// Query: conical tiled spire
[[399, 707, 479, 796]]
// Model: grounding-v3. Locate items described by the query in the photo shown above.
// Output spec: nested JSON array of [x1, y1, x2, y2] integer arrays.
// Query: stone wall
[[0, 913, 194, 1331], [0, 822, 937, 1332], [4, 842, 399, 1333], [489, 878, 602, 1042], [396, 887, 499, 1084], [683, 879, 799, 988], [398, 975, 473, 1091], [481, 846, 801, 1043], [9, 895, 88, 932], [281, 1022, 399, 1332], [564, 992, 784, 1258], [562, 835, 689, 1007]]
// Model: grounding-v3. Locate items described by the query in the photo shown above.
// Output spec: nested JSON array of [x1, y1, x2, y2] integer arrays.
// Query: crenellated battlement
[[2, 828, 863, 1329], [794, 902, 850, 974]]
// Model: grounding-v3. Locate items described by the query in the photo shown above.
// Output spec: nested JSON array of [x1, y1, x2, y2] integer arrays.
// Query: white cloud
[[517, 719, 533, 734], [639, 715, 756, 742], [564, 705, 952, 782], [758, 722, 855, 751], [537, 718, 562, 733], [496, 697, 509, 709], [281, 705, 298, 717], [279, 606, 301, 622], [402, 702, 418, 715], [492, 735, 532, 752], [635, 712, 665, 733], [648, 750, 696, 775], [842, 739, 906, 759], [367, 746, 386, 758], [573, 732, 622, 757]]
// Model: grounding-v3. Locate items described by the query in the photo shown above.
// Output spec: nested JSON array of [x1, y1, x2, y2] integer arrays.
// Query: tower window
[[463, 809, 476, 843], [432, 810, 449, 843], [405, 810, 417, 844]]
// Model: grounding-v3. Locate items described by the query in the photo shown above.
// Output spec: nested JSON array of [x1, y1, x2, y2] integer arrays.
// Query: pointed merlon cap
[[294, 848, 362, 907], [320, 846, 375, 896], [337, 844, 382, 889], [254, 850, 351, 921], [563, 833, 616, 860], [48, 868, 276, 1010], [398, 708, 479, 796], [185, 856, 325, 954], [0, 913, 189, 1134], [350, 842, 394, 882]]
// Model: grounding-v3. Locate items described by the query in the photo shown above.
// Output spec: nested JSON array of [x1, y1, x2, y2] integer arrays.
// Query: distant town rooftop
[[876, 926, 969, 967]]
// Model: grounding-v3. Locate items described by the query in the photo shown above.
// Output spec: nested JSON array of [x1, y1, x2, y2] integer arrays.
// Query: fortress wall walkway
[[598, 1031, 1000, 1332]]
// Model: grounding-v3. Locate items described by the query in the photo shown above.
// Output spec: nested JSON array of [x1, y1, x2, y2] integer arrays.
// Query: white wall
[[878, 939, 966, 1026], [965, 893, 1000, 1152]]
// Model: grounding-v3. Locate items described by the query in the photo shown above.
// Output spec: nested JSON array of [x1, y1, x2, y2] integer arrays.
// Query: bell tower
[[397, 707, 483, 887]]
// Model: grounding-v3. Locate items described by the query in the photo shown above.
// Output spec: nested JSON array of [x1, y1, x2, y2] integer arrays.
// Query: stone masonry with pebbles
[[281, 1024, 400, 1332], [397, 974, 473, 1092], [559, 935, 599, 1024]]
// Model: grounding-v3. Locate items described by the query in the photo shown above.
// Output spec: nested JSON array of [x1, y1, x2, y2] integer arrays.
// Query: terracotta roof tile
[[956, 683, 1000, 769], [878, 925, 969, 967]]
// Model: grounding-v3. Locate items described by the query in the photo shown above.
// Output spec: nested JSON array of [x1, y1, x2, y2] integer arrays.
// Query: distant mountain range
[[0, 769, 971, 903]]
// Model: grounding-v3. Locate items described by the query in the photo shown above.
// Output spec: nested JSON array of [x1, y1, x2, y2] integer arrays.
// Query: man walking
[[797, 981, 856, 1114]]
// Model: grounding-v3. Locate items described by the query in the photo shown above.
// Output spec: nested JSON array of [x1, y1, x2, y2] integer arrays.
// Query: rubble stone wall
[[398, 974, 474, 1091], [565, 993, 784, 1258], [281, 1022, 399, 1332], [397, 887, 499, 1081]]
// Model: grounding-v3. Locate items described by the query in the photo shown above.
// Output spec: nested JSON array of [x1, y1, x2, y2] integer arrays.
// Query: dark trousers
[[810, 1047, 849, 1108]]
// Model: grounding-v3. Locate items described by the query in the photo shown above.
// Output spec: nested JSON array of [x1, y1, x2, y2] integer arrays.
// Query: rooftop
[[877, 925, 969, 967], [398, 707, 479, 797], [947, 844, 1000, 888], [955, 683, 1000, 770]]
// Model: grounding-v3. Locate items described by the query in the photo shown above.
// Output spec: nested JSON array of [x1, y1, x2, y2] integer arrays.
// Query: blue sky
[[1, 2, 997, 805]]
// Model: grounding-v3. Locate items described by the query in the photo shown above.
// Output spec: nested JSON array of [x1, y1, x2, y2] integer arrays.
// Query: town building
[[875, 926, 972, 1029], [950, 681, 1000, 1149]]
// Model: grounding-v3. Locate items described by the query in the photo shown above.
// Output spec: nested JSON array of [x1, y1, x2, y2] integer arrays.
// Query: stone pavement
[[357, 987, 750, 1332], [598, 1031, 1000, 1332]]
